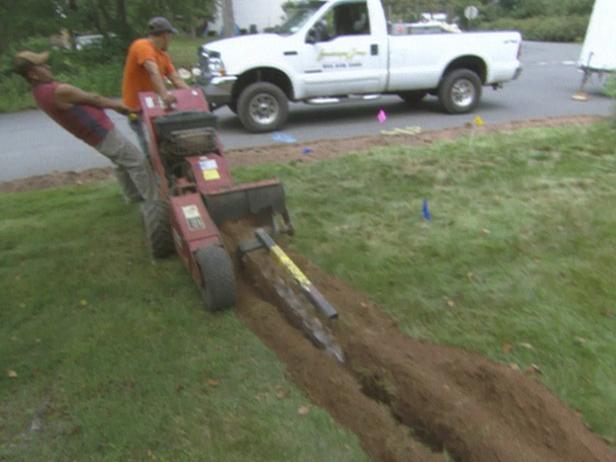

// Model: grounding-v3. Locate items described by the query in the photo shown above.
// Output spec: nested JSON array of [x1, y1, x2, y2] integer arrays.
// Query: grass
[[1, 123, 616, 459], [235, 122, 616, 443], [0, 185, 369, 461], [168, 36, 209, 69]]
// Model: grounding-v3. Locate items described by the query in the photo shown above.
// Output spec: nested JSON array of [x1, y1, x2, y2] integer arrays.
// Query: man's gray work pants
[[96, 128, 158, 203]]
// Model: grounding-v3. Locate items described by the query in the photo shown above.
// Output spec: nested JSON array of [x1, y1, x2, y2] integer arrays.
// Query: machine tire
[[195, 245, 236, 311], [438, 69, 482, 114], [398, 90, 427, 105], [140, 200, 174, 259], [228, 100, 238, 114], [237, 82, 289, 133]]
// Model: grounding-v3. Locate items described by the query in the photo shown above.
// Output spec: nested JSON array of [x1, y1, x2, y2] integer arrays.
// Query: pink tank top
[[33, 81, 114, 147]]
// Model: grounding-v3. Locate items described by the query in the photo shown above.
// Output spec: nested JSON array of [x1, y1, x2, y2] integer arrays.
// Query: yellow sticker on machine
[[271, 245, 311, 286], [203, 169, 221, 181]]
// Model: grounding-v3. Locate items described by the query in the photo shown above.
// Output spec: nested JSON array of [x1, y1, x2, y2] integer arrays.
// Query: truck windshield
[[277, 2, 325, 35]]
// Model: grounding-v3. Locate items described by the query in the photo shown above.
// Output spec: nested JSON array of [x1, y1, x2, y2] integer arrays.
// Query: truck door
[[299, 0, 387, 98]]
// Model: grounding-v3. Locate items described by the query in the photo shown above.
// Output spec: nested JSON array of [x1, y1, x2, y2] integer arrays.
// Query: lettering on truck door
[[300, 0, 387, 97]]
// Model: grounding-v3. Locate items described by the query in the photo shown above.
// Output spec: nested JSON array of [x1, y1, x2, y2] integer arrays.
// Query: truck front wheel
[[438, 69, 482, 114], [237, 82, 289, 133]]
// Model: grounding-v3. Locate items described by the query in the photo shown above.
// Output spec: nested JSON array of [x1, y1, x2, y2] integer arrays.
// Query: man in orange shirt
[[122, 17, 189, 154]]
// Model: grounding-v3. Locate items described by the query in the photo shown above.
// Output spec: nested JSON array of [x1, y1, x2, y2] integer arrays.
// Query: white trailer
[[574, 0, 616, 99]]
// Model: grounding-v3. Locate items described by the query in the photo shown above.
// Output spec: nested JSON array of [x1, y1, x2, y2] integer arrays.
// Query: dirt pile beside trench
[[223, 221, 616, 462]]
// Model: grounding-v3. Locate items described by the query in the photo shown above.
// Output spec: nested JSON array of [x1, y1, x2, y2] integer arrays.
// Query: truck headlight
[[198, 47, 226, 78], [208, 57, 226, 75]]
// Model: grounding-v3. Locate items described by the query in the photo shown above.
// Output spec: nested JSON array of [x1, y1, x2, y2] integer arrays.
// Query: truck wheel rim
[[452, 79, 475, 108], [249, 93, 279, 125]]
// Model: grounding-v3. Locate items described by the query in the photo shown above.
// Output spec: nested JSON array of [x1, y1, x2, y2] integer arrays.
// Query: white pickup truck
[[198, 0, 522, 132]]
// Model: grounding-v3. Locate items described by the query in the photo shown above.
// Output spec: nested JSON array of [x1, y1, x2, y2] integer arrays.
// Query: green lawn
[[169, 36, 209, 69], [0, 184, 369, 461], [235, 122, 616, 443], [1, 123, 615, 460]]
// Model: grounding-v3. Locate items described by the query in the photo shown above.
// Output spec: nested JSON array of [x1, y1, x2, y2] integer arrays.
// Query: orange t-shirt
[[122, 38, 176, 111]]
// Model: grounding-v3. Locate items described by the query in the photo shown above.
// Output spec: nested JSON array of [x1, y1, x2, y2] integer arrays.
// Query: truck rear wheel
[[438, 69, 482, 114], [195, 245, 236, 311], [237, 82, 289, 133]]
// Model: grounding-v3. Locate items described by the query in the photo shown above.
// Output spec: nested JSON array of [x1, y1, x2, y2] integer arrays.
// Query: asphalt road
[[0, 41, 612, 182]]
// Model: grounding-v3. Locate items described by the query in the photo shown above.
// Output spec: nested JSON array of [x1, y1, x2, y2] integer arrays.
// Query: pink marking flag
[[377, 109, 387, 123]]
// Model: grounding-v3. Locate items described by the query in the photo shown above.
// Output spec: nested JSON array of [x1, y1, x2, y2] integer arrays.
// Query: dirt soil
[[223, 220, 615, 462], [0, 115, 602, 194], [4, 115, 614, 461]]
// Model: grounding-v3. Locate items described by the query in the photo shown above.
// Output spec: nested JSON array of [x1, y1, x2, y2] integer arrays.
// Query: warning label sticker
[[199, 159, 218, 170], [202, 169, 221, 181], [182, 205, 205, 231]]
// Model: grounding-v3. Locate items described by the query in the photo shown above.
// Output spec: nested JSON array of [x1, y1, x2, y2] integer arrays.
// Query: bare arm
[[169, 72, 190, 90], [143, 59, 176, 105], [54, 84, 129, 114]]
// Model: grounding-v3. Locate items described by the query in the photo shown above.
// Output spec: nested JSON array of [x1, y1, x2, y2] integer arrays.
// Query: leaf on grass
[[7, 370, 18, 379], [19, 303, 26, 308], [275, 386, 289, 400], [207, 379, 220, 387], [501, 343, 513, 354], [298, 406, 310, 415], [526, 364, 542, 375], [446, 299, 455, 308], [601, 435, 616, 446], [574, 337, 588, 345], [79, 299, 88, 307], [509, 363, 520, 371], [528, 363, 543, 374], [600, 308, 614, 318], [175, 384, 184, 393], [518, 342, 534, 351], [480, 228, 491, 235]]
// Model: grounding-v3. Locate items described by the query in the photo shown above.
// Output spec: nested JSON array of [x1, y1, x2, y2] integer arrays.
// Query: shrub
[[605, 75, 616, 127], [0, 37, 125, 113], [605, 75, 616, 99], [0, 61, 123, 113], [479, 15, 589, 42], [0, 74, 34, 112]]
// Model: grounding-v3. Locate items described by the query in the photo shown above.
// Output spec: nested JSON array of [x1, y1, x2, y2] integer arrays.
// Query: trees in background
[[0, 0, 217, 52], [382, 0, 595, 22], [0, 0, 598, 54]]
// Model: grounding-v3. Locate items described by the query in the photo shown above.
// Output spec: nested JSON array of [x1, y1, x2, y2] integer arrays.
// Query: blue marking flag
[[272, 132, 297, 144], [422, 199, 432, 221]]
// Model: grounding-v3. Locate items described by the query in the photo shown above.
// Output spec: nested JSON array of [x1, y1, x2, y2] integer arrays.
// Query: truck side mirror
[[306, 20, 330, 44], [306, 26, 320, 45], [306, 28, 318, 44]]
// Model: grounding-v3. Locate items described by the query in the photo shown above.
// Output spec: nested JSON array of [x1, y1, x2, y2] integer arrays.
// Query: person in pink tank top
[[13, 51, 158, 203]]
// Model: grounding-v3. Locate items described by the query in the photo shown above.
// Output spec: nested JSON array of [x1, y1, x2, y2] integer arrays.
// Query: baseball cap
[[13, 51, 50, 76], [148, 17, 178, 35]]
